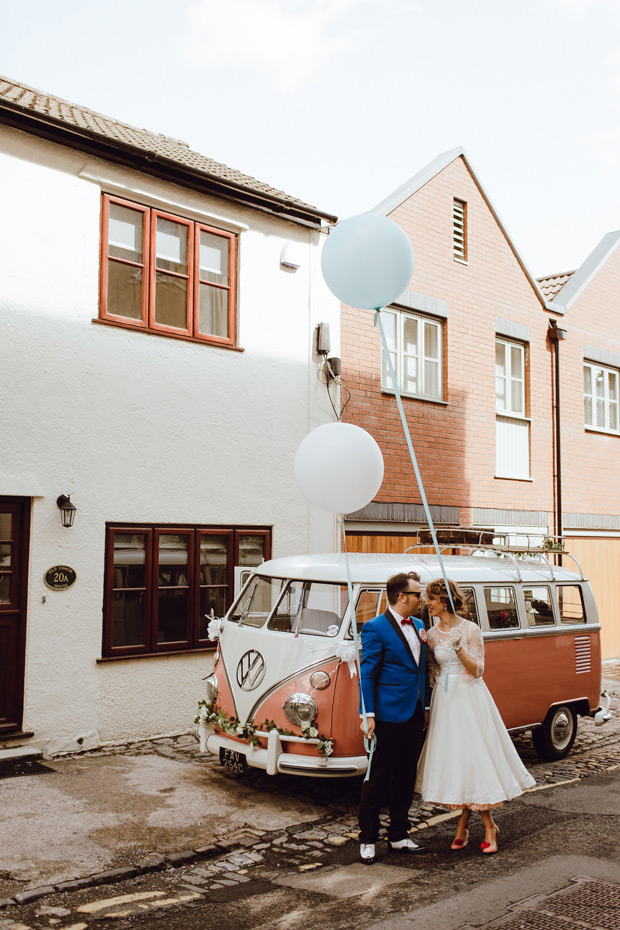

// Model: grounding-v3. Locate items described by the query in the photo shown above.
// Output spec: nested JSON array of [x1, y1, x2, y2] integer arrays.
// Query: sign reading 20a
[[44, 565, 77, 590]]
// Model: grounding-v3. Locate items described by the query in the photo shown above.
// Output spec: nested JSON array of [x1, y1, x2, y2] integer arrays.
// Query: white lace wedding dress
[[415, 619, 535, 809]]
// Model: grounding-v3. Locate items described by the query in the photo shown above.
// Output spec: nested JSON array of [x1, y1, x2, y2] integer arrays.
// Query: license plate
[[219, 747, 247, 774]]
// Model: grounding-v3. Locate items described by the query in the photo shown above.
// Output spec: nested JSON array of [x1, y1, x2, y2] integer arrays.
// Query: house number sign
[[44, 565, 77, 590]]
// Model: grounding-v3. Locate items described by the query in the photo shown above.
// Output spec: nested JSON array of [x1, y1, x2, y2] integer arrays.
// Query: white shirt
[[388, 605, 421, 665]]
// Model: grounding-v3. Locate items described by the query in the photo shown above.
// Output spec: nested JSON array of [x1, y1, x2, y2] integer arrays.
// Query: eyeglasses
[[404, 590, 421, 597]]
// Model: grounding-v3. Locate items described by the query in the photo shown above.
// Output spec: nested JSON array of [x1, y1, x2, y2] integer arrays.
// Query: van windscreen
[[268, 581, 349, 636]]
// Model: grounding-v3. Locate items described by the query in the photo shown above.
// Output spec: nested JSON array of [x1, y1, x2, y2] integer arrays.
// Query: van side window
[[484, 586, 519, 630], [557, 585, 586, 624], [460, 586, 479, 626], [523, 586, 555, 626], [354, 589, 382, 635]]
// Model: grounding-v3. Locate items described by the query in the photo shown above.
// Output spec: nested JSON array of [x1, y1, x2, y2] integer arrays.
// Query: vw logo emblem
[[236, 650, 266, 691]]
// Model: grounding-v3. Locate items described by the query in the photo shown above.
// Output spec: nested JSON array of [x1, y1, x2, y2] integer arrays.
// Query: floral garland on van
[[194, 700, 334, 759]]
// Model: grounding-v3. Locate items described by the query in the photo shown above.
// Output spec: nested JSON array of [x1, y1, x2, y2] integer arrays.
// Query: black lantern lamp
[[56, 495, 77, 528]]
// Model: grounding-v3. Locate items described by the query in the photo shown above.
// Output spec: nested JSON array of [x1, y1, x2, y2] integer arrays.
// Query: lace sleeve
[[426, 627, 440, 688], [464, 621, 484, 678]]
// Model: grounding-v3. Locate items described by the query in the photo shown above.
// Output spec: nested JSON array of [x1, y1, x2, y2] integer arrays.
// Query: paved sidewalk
[[0, 664, 618, 908]]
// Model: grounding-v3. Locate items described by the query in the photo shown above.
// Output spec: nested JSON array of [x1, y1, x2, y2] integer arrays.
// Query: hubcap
[[552, 710, 571, 749]]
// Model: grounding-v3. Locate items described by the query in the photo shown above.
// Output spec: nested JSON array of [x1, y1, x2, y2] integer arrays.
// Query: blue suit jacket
[[359, 611, 430, 723]]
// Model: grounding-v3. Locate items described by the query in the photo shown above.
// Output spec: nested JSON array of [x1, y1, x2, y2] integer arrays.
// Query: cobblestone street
[[0, 663, 618, 929]]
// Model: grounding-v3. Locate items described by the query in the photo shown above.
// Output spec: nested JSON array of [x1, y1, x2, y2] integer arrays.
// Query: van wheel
[[532, 705, 577, 760]]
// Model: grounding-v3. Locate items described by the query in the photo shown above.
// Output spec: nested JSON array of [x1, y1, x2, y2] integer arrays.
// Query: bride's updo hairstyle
[[425, 578, 468, 616]]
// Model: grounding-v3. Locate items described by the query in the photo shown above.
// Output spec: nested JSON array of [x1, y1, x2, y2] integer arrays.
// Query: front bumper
[[205, 729, 367, 778]]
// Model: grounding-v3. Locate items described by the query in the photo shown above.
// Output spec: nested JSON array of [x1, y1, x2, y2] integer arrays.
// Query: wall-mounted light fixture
[[56, 495, 77, 528]]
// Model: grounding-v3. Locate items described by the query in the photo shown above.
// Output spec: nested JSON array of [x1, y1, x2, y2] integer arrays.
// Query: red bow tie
[[401, 617, 414, 626]]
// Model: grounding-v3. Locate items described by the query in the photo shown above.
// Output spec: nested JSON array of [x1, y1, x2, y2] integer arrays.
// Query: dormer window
[[453, 198, 467, 263]]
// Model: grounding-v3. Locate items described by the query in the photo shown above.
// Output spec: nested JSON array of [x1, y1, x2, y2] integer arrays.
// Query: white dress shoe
[[388, 837, 428, 854], [360, 842, 376, 864]]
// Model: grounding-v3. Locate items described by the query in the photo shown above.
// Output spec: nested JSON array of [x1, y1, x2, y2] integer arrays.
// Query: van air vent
[[574, 635, 591, 674]]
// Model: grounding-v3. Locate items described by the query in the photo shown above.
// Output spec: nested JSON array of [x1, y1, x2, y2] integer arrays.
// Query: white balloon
[[294, 422, 384, 514], [321, 213, 414, 311]]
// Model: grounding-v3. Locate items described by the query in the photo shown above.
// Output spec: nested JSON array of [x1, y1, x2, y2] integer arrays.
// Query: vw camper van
[[201, 545, 611, 777]]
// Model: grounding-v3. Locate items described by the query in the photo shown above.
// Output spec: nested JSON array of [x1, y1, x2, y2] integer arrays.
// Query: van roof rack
[[403, 529, 584, 581]]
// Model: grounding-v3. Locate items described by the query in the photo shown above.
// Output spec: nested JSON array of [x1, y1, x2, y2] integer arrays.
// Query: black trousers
[[358, 701, 425, 844]]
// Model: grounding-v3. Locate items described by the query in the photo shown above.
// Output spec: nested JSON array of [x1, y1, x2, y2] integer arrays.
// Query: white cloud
[[179, 0, 406, 92]]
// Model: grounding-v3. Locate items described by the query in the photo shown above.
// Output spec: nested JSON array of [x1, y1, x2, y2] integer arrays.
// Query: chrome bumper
[[593, 689, 612, 727], [205, 730, 367, 778]]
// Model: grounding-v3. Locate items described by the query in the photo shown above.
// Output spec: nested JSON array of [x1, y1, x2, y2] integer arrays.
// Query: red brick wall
[[342, 157, 555, 523], [555, 244, 620, 516]]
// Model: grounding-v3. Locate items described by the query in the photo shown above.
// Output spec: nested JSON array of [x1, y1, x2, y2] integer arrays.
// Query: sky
[[2, 0, 620, 277]]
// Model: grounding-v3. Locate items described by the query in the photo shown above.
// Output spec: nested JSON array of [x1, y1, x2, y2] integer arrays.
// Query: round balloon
[[294, 422, 384, 514], [321, 214, 414, 310]]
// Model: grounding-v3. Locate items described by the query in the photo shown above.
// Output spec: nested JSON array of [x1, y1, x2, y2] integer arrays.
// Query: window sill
[[494, 475, 533, 482], [97, 646, 215, 663], [381, 388, 447, 405], [585, 426, 620, 438], [93, 318, 245, 351]]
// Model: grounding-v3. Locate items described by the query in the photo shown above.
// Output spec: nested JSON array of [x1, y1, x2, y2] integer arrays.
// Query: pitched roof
[[0, 76, 336, 227], [537, 271, 575, 301], [370, 147, 548, 310], [543, 231, 620, 311]]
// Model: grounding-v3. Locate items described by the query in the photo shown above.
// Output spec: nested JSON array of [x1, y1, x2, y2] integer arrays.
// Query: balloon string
[[374, 310, 457, 690], [338, 516, 375, 782]]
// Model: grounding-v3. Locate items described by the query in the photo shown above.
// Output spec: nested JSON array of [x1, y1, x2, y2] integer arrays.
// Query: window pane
[[460, 587, 479, 626], [610, 402, 618, 431], [0, 543, 11, 568], [0, 513, 11, 540], [354, 589, 381, 634], [157, 589, 189, 643], [107, 261, 143, 320], [109, 204, 143, 262], [510, 344, 523, 379], [584, 366, 592, 394], [231, 575, 286, 628], [199, 231, 229, 285], [495, 343, 506, 410], [609, 372, 618, 402], [113, 535, 146, 588], [268, 581, 348, 636], [511, 378, 523, 414], [495, 416, 530, 479], [381, 311, 396, 351], [424, 321, 439, 360], [424, 359, 440, 398], [404, 356, 418, 394], [158, 535, 188, 587], [584, 395, 593, 426], [156, 218, 187, 273], [155, 272, 188, 328], [403, 316, 418, 355], [199, 588, 228, 638], [382, 350, 397, 390], [484, 586, 519, 630], [199, 285, 229, 338], [524, 586, 555, 626], [0, 574, 10, 603], [200, 535, 227, 585], [238, 535, 266, 567], [557, 585, 585, 624], [111, 590, 145, 646]]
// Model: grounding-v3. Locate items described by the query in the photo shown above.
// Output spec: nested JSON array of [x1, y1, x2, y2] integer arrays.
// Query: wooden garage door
[[566, 536, 620, 660]]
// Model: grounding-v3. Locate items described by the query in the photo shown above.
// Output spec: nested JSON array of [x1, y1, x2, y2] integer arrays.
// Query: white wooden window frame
[[453, 198, 467, 263], [584, 361, 619, 434], [380, 308, 443, 401], [495, 338, 530, 479]]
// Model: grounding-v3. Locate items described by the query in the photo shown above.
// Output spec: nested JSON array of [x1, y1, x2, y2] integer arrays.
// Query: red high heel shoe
[[450, 828, 469, 851], [481, 824, 499, 854]]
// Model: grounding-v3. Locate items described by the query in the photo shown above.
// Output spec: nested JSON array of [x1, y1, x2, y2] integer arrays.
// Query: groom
[[358, 571, 430, 864]]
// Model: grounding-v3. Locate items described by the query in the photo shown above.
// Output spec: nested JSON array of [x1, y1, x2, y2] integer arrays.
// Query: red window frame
[[99, 195, 238, 347], [103, 524, 271, 658]]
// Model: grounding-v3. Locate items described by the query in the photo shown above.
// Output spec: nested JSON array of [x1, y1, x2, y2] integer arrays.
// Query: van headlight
[[283, 693, 317, 727], [205, 673, 218, 704]]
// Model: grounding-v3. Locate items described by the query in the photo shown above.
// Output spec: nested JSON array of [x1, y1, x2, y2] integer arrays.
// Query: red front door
[[0, 498, 30, 734]]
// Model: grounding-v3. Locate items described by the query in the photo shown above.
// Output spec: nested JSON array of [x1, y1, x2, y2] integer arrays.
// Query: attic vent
[[574, 634, 591, 674], [453, 198, 467, 262]]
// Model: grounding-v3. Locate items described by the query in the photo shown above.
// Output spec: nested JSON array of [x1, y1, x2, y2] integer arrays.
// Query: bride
[[415, 578, 535, 854]]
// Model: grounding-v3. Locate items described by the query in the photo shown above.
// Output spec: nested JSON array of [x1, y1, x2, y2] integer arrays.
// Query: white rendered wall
[[0, 126, 340, 755]]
